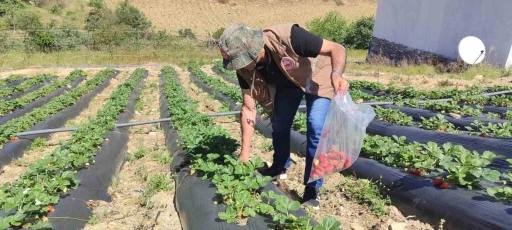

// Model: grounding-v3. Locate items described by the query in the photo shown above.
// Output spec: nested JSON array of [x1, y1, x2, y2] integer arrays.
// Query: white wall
[[373, 0, 512, 68]]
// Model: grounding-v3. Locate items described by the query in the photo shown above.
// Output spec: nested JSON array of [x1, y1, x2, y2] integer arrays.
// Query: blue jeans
[[271, 85, 331, 189]]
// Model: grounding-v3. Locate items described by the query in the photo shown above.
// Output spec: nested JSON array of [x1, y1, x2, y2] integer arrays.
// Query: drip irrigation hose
[[13, 90, 512, 137]]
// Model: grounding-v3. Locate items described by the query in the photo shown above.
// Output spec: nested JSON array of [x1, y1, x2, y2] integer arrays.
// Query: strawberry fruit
[[440, 182, 450, 189], [432, 178, 443, 186]]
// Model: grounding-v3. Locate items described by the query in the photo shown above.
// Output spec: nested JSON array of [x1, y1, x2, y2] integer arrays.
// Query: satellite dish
[[458, 36, 486, 65]]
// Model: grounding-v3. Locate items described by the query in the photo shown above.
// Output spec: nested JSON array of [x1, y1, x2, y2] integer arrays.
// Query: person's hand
[[331, 72, 349, 93], [239, 150, 250, 164]]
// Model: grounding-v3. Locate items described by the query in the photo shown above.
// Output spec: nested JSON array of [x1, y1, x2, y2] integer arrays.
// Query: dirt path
[[343, 70, 512, 91], [83, 67, 181, 230], [0, 68, 130, 185], [189, 67, 438, 230]]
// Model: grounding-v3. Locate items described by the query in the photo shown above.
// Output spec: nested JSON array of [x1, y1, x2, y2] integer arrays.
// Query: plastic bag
[[307, 90, 376, 183]]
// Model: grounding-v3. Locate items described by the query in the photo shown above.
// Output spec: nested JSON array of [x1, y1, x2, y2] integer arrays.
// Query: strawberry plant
[[189, 62, 242, 102], [374, 106, 413, 126], [460, 105, 483, 117], [419, 114, 459, 134], [454, 94, 488, 105], [347, 80, 385, 92], [505, 111, 512, 120], [0, 74, 24, 87], [0, 70, 85, 115], [466, 121, 512, 138], [0, 68, 145, 228], [423, 101, 461, 114], [490, 95, 512, 108], [293, 112, 307, 135], [213, 60, 238, 80], [437, 148, 500, 190], [362, 135, 503, 190], [486, 112, 501, 119], [0, 74, 53, 98], [162, 66, 340, 229], [0, 68, 116, 146]]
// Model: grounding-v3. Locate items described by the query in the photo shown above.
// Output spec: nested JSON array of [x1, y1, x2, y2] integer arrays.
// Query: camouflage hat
[[218, 23, 265, 70]]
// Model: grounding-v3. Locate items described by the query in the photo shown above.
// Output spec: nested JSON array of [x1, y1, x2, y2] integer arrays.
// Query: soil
[[0, 67, 103, 80], [0, 132, 71, 185], [104, 0, 377, 38], [0, 68, 128, 185], [83, 67, 181, 230], [201, 65, 238, 88], [181, 66, 440, 230], [343, 70, 512, 91], [64, 68, 132, 127]]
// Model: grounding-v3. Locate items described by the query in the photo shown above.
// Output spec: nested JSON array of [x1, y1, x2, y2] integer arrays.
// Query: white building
[[369, 0, 512, 68]]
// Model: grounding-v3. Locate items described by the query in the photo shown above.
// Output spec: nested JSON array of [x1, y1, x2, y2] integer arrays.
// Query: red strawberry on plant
[[414, 169, 422, 176], [48, 206, 55, 212], [432, 178, 443, 186], [408, 168, 416, 174], [440, 182, 450, 189]]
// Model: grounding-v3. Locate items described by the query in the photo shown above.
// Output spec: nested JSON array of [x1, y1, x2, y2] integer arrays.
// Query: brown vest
[[236, 23, 335, 121]]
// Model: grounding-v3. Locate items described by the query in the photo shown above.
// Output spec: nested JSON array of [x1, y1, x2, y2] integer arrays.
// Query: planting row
[[198, 63, 512, 201], [212, 60, 512, 107], [0, 74, 25, 88], [161, 66, 340, 230], [0, 71, 84, 116], [0, 69, 115, 146], [374, 106, 512, 138], [0, 74, 54, 99], [0, 68, 146, 229], [348, 79, 512, 100], [203, 63, 512, 229]]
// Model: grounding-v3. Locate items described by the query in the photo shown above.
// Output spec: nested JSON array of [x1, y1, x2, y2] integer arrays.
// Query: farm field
[[1, 1, 512, 229], [0, 61, 510, 229], [104, 0, 378, 38]]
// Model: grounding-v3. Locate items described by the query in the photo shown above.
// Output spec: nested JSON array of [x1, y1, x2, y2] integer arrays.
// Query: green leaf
[[243, 207, 256, 217], [287, 200, 300, 211], [487, 187, 499, 197], [30, 220, 53, 230], [507, 159, 512, 165], [482, 169, 501, 182], [313, 216, 342, 230]]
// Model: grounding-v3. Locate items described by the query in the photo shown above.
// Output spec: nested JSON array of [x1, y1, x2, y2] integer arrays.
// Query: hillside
[[104, 0, 377, 38]]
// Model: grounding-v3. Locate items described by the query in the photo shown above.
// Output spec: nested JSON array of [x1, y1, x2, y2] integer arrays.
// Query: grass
[[2, 43, 510, 82], [338, 175, 391, 216], [0, 43, 218, 70]]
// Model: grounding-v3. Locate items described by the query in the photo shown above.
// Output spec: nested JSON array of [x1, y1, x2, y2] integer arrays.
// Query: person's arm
[[290, 25, 349, 92], [239, 88, 257, 163], [319, 40, 349, 92], [318, 39, 347, 76]]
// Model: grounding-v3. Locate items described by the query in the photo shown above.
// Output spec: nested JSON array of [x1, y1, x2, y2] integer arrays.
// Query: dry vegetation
[[105, 0, 377, 38]]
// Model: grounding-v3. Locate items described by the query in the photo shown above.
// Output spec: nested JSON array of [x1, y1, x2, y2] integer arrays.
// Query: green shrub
[[307, 11, 349, 44], [212, 27, 225, 40], [13, 9, 42, 31], [345, 16, 374, 49], [179, 28, 196, 39], [114, 0, 151, 33], [50, 4, 62, 15], [0, 0, 24, 17], [307, 11, 375, 49], [87, 0, 104, 9], [52, 25, 88, 50]]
